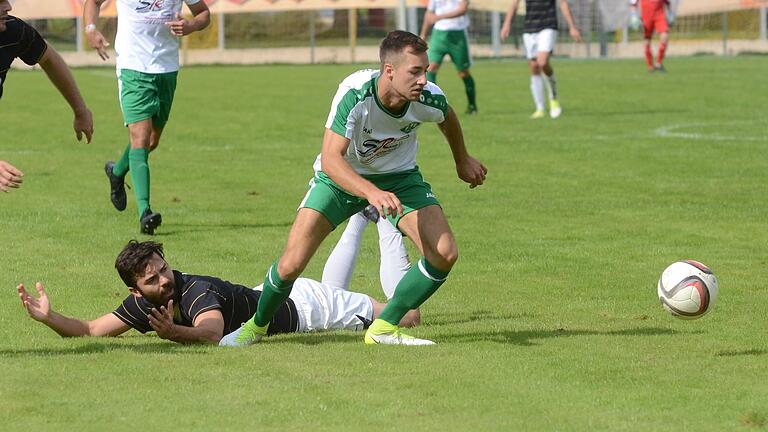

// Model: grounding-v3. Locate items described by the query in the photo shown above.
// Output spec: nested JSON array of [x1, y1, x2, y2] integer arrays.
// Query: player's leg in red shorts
[[654, 10, 669, 69]]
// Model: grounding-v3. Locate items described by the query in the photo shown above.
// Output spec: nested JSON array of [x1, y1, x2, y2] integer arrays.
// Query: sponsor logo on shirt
[[357, 135, 410, 165]]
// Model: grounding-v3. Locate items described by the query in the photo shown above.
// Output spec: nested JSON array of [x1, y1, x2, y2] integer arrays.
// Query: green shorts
[[117, 69, 178, 128], [299, 169, 441, 229], [428, 29, 472, 71]]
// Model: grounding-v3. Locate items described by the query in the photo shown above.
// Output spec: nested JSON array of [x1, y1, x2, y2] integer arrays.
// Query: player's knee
[[432, 243, 458, 269], [457, 70, 469, 79], [276, 258, 305, 280]]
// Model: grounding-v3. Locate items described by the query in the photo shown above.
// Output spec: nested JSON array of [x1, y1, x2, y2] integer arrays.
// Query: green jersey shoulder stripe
[[418, 84, 449, 118], [328, 70, 377, 137]]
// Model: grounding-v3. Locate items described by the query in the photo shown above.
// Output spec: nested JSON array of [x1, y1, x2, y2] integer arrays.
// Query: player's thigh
[[447, 30, 472, 72], [151, 71, 178, 131], [398, 204, 457, 269], [299, 172, 367, 228], [654, 14, 669, 35], [117, 69, 160, 126], [428, 30, 450, 65], [523, 32, 538, 61], [279, 208, 335, 277]]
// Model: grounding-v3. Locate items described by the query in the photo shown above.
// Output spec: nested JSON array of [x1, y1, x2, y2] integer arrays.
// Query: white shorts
[[256, 278, 373, 333], [523, 29, 558, 60]]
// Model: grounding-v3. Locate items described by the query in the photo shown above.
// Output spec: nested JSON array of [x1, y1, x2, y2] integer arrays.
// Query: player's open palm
[[17, 282, 51, 322], [456, 156, 488, 189], [366, 189, 404, 218]]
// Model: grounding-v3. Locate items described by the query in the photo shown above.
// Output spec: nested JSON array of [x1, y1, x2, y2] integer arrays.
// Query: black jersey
[[113, 271, 300, 336], [524, 0, 559, 33], [0, 16, 47, 100]]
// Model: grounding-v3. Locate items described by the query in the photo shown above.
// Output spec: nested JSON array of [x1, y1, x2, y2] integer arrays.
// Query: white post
[[397, 0, 407, 30], [491, 11, 501, 58], [217, 13, 225, 50], [76, 16, 83, 53], [310, 11, 316, 64], [407, 7, 418, 34], [760, 7, 767, 41]]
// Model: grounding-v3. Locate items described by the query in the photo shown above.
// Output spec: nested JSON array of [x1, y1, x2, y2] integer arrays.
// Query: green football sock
[[426, 71, 437, 83], [463, 74, 476, 107], [378, 257, 450, 325], [112, 143, 131, 177], [252, 261, 295, 327], [128, 148, 150, 217]]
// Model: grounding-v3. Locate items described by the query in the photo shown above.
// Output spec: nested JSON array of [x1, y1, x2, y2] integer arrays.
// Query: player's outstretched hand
[[500, 22, 511, 41], [366, 189, 404, 219], [85, 28, 110, 61], [0, 160, 23, 192], [17, 282, 52, 322], [74, 107, 94, 144], [570, 27, 583, 43], [165, 13, 192, 36], [456, 156, 487, 189], [148, 299, 176, 340]]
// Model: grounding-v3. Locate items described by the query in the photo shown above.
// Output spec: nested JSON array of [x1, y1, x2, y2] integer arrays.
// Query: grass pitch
[[1, 55, 767, 431]]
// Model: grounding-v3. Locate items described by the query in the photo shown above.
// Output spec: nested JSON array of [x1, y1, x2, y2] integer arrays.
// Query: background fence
[[14, 1, 768, 65]]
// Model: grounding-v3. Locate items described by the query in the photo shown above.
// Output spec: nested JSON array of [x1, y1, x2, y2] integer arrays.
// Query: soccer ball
[[657, 260, 718, 319]]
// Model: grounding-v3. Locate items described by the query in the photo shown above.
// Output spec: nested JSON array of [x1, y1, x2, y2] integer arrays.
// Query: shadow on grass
[[426, 309, 534, 326], [716, 349, 768, 357], [443, 326, 681, 346], [153, 221, 292, 236], [0, 340, 212, 357]]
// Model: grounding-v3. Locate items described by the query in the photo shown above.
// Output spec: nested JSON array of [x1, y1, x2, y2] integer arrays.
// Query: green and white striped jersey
[[319, 69, 449, 175]]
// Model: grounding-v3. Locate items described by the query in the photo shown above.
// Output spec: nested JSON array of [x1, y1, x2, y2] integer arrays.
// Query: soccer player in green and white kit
[[220, 31, 487, 347], [84, 0, 210, 234], [420, 0, 478, 114]]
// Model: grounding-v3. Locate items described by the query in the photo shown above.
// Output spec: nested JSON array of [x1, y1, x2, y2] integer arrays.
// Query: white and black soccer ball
[[657, 260, 718, 319]]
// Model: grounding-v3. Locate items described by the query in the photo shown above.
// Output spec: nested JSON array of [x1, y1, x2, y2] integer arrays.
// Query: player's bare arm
[[17, 282, 130, 337], [38, 47, 94, 143], [559, 0, 582, 42], [320, 128, 404, 217], [419, 12, 435, 39], [0, 160, 23, 192], [147, 300, 223, 344], [83, 0, 110, 61], [500, 0, 521, 40], [165, 1, 211, 37], [437, 106, 487, 188]]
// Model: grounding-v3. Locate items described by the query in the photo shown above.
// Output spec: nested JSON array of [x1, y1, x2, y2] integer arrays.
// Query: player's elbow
[[399, 309, 421, 328]]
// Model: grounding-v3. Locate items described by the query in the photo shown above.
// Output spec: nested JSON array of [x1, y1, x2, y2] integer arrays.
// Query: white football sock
[[321, 212, 369, 290], [530, 75, 546, 111], [376, 218, 410, 299]]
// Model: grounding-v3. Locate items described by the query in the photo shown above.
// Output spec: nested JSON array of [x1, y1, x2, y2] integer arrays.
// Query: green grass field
[[1, 56, 767, 431]]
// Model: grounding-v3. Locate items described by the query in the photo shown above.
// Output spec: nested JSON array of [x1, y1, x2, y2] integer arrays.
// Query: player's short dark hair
[[115, 240, 165, 287], [379, 30, 428, 65]]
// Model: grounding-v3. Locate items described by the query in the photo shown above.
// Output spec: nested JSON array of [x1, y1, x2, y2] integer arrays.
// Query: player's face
[[0, 1, 13, 33], [131, 254, 176, 307], [389, 48, 429, 101]]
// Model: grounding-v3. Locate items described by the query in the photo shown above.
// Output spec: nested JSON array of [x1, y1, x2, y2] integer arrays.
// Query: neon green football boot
[[364, 319, 435, 346]]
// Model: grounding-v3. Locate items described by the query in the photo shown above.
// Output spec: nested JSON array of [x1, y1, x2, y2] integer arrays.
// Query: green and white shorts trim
[[428, 29, 472, 71], [117, 68, 178, 128], [298, 169, 441, 228]]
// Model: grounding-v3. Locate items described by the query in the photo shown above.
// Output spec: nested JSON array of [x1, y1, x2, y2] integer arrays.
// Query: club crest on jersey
[[400, 122, 420, 133], [357, 135, 409, 165]]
